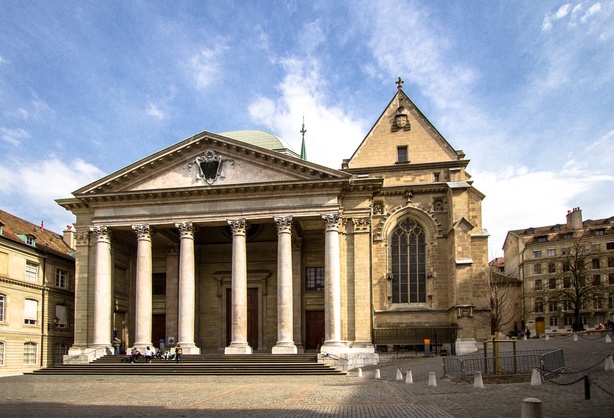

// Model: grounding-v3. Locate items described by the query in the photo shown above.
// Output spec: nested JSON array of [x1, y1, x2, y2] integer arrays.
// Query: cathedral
[[57, 81, 490, 369]]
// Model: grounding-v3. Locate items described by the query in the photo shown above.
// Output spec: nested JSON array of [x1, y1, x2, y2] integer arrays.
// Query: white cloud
[[0, 156, 105, 233], [189, 43, 228, 90], [0, 127, 30, 145], [555, 4, 572, 19], [248, 58, 368, 168], [581, 2, 602, 22], [146, 102, 166, 120]]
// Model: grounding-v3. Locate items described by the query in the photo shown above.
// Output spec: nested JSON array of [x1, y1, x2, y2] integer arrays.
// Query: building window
[[563, 276, 571, 288], [595, 230, 604, 236], [55, 305, 67, 328], [25, 262, 38, 282], [562, 247, 570, 255], [564, 317, 574, 326], [24, 299, 38, 325], [562, 300, 571, 311], [0, 294, 4, 322], [606, 242, 614, 250], [533, 264, 542, 275], [563, 234, 572, 240], [548, 263, 556, 273], [579, 316, 588, 325], [305, 267, 325, 291], [152, 273, 166, 295], [593, 275, 601, 286], [562, 262, 570, 272], [537, 236, 548, 243], [608, 257, 614, 268], [594, 298, 604, 310], [433, 172, 440, 182], [397, 146, 408, 163], [534, 279, 542, 290], [548, 300, 557, 313], [391, 218, 426, 303], [534, 298, 544, 313], [592, 259, 600, 269], [549, 317, 558, 327], [547, 248, 556, 257], [609, 273, 614, 285], [0, 341, 4, 366], [24, 342, 37, 365], [533, 250, 542, 258], [26, 235, 35, 246], [609, 295, 614, 310], [549, 278, 557, 289], [55, 269, 68, 288], [591, 243, 600, 252]]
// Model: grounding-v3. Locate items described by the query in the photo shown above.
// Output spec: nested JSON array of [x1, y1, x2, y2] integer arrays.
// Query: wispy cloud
[[188, 43, 228, 90], [0, 127, 30, 145], [146, 102, 167, 120]]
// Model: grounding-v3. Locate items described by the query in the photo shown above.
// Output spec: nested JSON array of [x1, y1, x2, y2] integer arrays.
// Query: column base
[[133, 342, 154, 352], [272, 342, 298, 354], [225, 342, 253, 354], [176, 343, 201, 355], [321, 340, 347, 350]]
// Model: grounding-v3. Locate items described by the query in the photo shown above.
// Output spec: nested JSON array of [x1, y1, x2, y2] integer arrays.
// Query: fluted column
[[176, 222, 200, 354], [272, 216, 297, 354], [225, 218, 252, 354], [133, 224, 153, 349], [91, 226, 112, 350], [322, 213, 344, 348]]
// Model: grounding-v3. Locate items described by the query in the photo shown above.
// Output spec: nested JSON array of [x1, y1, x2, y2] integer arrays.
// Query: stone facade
[[57, 84, 491, 367], [0, 210, 75, 375], [503, 208, 614, 336]]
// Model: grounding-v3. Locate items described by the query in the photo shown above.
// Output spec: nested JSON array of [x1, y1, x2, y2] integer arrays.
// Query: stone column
[[165, 245, 179, 349], [132, 224, 153, 349], [322, 213, 344, 348], [67, 230, 91, 355], [352, 217, 374, 347], [176, 222, 200, 354], [292, 237, 304, 353], [225, 218, 252, 354], [91, 226, 112, 350], [272, 216, 297, 354]]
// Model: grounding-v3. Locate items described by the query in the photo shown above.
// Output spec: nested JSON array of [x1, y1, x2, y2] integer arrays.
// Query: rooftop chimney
[[63, 225, 75, 249], [566, 207, 583, 230]]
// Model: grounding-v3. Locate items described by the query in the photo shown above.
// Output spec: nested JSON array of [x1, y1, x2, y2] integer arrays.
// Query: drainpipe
[[40, 255, 47, 369]]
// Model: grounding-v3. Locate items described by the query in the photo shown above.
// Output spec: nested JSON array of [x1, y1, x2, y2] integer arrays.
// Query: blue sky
[[0, 1, 612, 258]]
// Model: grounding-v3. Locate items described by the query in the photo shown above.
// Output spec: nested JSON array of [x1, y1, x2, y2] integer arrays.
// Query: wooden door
[[305, 310, 325, 350], [226, 288, 259, 349], [535, 317, 545, 336], [152, 314, 166, 348]]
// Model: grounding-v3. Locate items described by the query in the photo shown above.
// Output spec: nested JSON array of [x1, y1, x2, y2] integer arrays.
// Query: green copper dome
[[219, 130, 300, 159]]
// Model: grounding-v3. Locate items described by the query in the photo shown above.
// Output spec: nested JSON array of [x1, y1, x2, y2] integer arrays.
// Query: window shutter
[[24, 299, 38, 320]]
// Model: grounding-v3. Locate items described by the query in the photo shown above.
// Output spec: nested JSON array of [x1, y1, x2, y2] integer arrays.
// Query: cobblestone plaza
[[1, 337, 613, 417]]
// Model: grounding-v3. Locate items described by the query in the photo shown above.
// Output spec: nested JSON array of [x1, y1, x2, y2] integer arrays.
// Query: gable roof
[[346, 87, 463, 169], [0, 209, 74, 258]]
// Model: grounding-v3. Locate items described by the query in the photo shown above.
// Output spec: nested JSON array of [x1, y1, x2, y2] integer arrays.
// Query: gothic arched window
[[391, 218, 426, 303]]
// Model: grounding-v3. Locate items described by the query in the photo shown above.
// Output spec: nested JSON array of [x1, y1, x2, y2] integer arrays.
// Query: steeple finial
[[395, 76, 404, 90], [300, 115, 307, 160]]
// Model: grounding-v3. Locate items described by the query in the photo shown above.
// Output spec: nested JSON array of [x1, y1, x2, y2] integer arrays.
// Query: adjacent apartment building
[[503, 208, 614, 336], [0, 209, 75, 375]]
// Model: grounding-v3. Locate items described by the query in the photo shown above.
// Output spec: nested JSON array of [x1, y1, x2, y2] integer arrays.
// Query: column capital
[[274, 216, 293, 234], [175, 222, 194, 238], [132, 224, 151, 240], [352, 217, 371, 233], [322, 213, 341, 232], [227, 218, 248, 236], [90, 225, 111, 242]]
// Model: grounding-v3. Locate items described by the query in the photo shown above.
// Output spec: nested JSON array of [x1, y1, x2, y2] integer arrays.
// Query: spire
[[300, 115, 307, 160]]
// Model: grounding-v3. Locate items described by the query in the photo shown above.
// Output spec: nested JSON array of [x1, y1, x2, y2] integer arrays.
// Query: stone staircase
[[30, 353, 346, 376]]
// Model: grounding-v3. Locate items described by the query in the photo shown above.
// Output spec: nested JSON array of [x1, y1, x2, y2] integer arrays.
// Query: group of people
[[113, 337, 184, 364]]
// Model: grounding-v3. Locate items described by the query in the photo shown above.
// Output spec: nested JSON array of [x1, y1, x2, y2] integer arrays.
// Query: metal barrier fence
[[443, 349, 564, 378]]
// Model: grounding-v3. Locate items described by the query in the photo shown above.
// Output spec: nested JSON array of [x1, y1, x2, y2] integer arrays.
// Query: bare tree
[[532, 233, 608, 331], [480, 260, 522, 336]]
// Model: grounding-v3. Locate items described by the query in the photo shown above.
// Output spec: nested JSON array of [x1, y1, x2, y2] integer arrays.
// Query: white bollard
[[474, 371, 484, 388], [375, 369, 381, 379], [358, 368, 363, 377], [428, 371, 437, 387], [521, 397, 543, 418], [530, 368, 542, 386], [405, 370, 413, 384], [605, 355, 614, 372], [544, 334, 550, 341], [524, 335, 528, 340], [573, 334, 578, 341], [606, 334, 612, 343], [396, 367, 403, 381]]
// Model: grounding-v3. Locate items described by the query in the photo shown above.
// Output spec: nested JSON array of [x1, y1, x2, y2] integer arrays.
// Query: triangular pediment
[[347, 88, 462, 169], [73, 130, 350, 196]]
